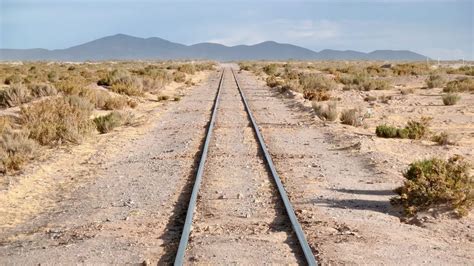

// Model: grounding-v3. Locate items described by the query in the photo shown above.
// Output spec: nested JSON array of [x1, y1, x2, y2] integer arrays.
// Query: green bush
[[375, 125, 407, 138], [392, 155, 473, 216], [93, 111, 123, 134], [442, 93, 461, 106]]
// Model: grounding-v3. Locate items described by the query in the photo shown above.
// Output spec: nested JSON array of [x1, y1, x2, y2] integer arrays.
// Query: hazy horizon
[[1, 0, 473, 60]]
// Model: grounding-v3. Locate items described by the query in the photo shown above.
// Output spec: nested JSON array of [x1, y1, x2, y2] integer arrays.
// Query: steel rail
[[174, 69, 225, 266], [231, 68, 318, 266]]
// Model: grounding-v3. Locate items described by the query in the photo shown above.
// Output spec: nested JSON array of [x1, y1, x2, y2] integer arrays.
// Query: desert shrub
[[239, 63, 256, 72], [392, 63, 429, 76], [157, 95, 170, 101], [432, 132, 455, 146], [364, 95, 377, 102], [93, 111, 123, 134], [426, 74, 445, 88], [375, 125, 408, 139], [173, 71, 186, 83], [79, 89, 110, 109], [400, 88, 415, 95], [443, 78, 474, 93], [266, 75, 283, 88], [20, 96, 94, 145], [337, 73, 368, 86], [312, 101, 338, 121], [340, 108, 364, 126], [195, 62, 215, 71], [378, 94, 393, 104], [173, 96, 181, 101], [362, 79, 390, 91], [4, 74, 22, 85], [28, 83, 57, 98], [98, 69, 143, 96], [109, 83, 143, 96], [177, 64, 196, 75], [300, 74, 336, 100], [375, 118, 430, 139], [0, 84, 31, 108], [104, 96, 128, 110], [263, 64, 278, 76], [47, 71, 59, 83], [0, 128, 37, 174], [391, 155, 473, 216], [405, 117, 431, 140], [442, 93, 461, 106]]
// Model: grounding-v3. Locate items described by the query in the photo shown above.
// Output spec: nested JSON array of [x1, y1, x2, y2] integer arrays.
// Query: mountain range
[[0, 34, 429, 61]]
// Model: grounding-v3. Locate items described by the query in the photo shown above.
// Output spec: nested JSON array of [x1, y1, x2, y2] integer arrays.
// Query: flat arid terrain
[[0, 61, 473, 264]]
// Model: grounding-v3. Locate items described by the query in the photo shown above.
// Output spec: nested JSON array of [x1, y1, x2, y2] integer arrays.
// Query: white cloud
[[206, 19, 341, 47]]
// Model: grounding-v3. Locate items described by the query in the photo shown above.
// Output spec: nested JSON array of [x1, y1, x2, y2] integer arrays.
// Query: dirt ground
[[0, 64, 472, 264]]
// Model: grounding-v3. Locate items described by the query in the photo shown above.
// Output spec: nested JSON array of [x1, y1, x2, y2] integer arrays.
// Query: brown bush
[[28, 83, 58, 98], [0, 84, 31, 108], [20, 96, 94, 145], [312, 101, 338, 121], [340, 108, 364, 126], [0, 128, 37, 174]]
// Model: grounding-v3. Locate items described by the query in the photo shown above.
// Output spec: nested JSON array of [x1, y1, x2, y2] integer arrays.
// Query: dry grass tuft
[[20, 96, 94, 145]]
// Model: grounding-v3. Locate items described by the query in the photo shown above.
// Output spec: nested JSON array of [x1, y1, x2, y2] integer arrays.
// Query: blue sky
[[1, 0, 472, 59]]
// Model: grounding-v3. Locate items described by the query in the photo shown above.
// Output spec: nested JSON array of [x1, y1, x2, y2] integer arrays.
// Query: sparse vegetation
[[0, 127, 37, 174], [376, 117, 430, 140], [432, 132, 455, 146], [263, 64, 278, 76], [98, 69, 143, 96], [442, 93, 461, 105], [426, 74, 445, 88], [94, 111, 123, 134], [0, 84, 31, 108], [312, 101, 338, 121], [20, 96, 94, 145], [340, 108, 364, 126], [392, 155, 473, 217], [300, 74, 336, 100], [443, 78, 474, 93]]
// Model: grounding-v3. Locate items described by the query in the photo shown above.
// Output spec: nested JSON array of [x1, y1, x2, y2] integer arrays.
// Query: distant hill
[[0, 34, 429, 61]]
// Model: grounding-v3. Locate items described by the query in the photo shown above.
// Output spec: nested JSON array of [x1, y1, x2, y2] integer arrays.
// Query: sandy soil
[[237, 69, 473, 264]]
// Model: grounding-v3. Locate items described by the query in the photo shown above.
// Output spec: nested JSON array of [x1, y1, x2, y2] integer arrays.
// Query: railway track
[[173, 67, 317, 265]]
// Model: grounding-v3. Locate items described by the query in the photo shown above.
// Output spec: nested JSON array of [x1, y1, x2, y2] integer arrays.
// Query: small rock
[[237, 193, 244, 199]]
